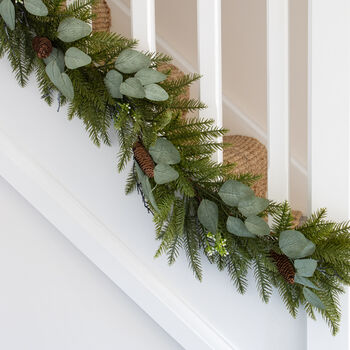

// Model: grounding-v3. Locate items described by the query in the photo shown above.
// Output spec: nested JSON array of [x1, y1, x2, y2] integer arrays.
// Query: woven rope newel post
[[223, 135, 302, 227], [92, 0, 111, 32], [223, 135, 267, 198]]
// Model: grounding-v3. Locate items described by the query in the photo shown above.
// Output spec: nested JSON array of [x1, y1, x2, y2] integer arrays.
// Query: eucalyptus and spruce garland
[[1, 0, 350, 334]]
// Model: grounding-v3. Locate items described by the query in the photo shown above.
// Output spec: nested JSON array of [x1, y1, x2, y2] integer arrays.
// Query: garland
[[1, 0, 350, 335]]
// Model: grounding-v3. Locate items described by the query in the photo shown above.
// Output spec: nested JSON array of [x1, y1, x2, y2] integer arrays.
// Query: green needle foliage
[[1, 0, 350, 335]]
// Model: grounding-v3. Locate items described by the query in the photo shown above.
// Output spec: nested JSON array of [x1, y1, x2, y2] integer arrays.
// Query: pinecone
[[270, 250, 295, 284], [32, 37, 53, 59], [133, 141, 155, 178]]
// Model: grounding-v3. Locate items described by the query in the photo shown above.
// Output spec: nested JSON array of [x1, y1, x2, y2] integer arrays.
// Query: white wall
[[0, 176, 183, 350]]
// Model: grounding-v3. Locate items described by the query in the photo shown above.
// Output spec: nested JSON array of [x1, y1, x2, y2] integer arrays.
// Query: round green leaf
[[45, 60, 74, 100], [0, 0, 15, 31], [119, 78, 145, 98], [64, 47, 91, 69], [245, 215, 270, 236], [279, 230, 316, 259], [197, 199, 218, 233], [226, 216, 256, 238], [45, 60, 61, 85], [154, 164, 179, 185], [115, 49, 151, 74], [144, 83, 169, 101], [294, 259, 317, 277], [57, 17, 92, 43], [218, 180, 254, 207], [135, 163, 159, 212], [149, 138, 180, 165], [44, 48, 65, 72], [24, 0, 48, 16], [59, 73, 74, 100], [135, 68, 167, 85], [238, 196, 269, 217], [294, 275, 320, 290], [104, 70, 123, 99], [303, 287, 325, 310]]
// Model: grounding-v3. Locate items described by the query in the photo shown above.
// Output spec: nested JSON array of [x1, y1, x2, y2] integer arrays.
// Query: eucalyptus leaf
[[238, 196, 269, 217], [197, 199, 218, 233], [245, 215, 270, 236], [135, 163, 159, 212], [135, 68, 167, 85], [294, 259, 318, 277], [45, 60, 74, 100], [149, 138, 180, 165], [154, 164, 179, 185], [0, 0, 15, 31], [144, 83, 169, 101], [65, 47, 91, 69], [226, 216, 256, 238], [57, 17, 92, 43], [115, 49, 151, 74], [45, 59, 61, 84], [104, 70, 123, 99], [303, 287, 325, 310], [44, 48, 65, 72], [279, 230, 316, 259], [59, 73, 74, 100], [119, 78, 145, 98], [294, 275, 320, 290], [24, 0, 48, 16], [218, 180, 254, 207]]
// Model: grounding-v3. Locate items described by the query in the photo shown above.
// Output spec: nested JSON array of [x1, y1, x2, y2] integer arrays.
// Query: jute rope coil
[[63, 0, 111, 32], [224, 135, 267, 198], [92, 0, 111, 32], [223, 135, 303, 227]]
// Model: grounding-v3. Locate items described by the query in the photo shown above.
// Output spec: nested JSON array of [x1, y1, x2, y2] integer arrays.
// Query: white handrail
[[197, 0, 223, 163], [267, 0, 290, 202]]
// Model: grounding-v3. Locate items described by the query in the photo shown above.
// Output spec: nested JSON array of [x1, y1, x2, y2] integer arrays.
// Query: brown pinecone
[[133, 141, 155, 178], [32, 37, 53, 59], [270, 250, 295, 284]]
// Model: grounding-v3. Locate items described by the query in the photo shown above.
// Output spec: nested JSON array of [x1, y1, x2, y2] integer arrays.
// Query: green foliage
[[2, 0, 350, 335], [253, 255, 273, 303], [279, 230, 316, 259], [24, 0, 48, 17], [272, 201, 294, 234]]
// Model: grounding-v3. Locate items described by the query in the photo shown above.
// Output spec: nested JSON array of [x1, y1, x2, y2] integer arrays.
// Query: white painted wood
[[267, 0, 289, 202], [307, 0, 350, 348], [0, 128, 236, 350], [131, 0, 156, 52], [197, 0, 223, 163], [0, 178, 183, 350]]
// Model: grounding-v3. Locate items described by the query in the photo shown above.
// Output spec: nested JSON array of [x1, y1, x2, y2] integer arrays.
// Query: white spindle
[[197, 0, 223, 163], [267, 0, 289, 202], [131, 0, 156, 52], [307, 0, 350, 348]]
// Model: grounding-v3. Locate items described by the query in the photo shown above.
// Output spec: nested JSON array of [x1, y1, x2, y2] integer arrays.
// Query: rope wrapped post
[[223, 135, 302, 227], [92, 0, 111, 32], [223, 135, 267, 198]]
